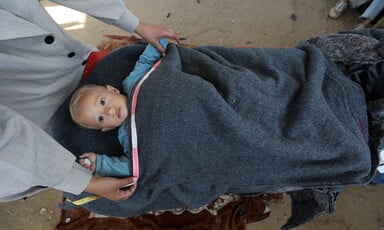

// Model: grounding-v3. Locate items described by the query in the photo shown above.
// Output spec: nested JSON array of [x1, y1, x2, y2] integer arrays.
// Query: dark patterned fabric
[[56, 195, 277, 230], [308, 33, 382, 65]]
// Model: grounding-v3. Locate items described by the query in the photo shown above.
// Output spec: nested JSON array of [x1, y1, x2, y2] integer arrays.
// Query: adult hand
[[135, 22, 180, 55], [84, 176, 137, 201]]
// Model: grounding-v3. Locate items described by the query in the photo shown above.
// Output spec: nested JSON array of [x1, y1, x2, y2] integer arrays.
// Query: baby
[[69, 39, 167, 177]]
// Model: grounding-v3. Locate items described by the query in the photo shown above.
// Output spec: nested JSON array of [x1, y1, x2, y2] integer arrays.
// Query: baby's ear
[[105, 85, 120, 94]]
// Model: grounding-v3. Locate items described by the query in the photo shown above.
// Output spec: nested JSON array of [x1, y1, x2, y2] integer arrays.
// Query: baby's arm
[[79, 152, 132, 178], [122, 38, 168, 95]]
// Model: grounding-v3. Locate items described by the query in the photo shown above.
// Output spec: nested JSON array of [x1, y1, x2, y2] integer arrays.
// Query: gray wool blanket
[[57, 40, 375, 229]]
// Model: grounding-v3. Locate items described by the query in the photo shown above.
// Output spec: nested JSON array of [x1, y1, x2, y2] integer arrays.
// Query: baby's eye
[[98, 116, 105, 123], [100, 98, 106, 106]]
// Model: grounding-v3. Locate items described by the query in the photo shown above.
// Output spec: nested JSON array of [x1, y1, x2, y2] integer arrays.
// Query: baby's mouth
[[117, 107, 121, 119]]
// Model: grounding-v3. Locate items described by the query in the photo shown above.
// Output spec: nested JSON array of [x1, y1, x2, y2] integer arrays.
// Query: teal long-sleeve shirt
[[95, 39, 168, 177]]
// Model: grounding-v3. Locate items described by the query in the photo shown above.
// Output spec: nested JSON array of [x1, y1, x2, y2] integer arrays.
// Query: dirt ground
[[1, 0, 383, 229]]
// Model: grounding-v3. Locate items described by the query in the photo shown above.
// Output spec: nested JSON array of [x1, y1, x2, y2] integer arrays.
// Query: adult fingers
[[151, 40, 166, 55], [116, 177, 138, 200], [161, 28, 180, 44]]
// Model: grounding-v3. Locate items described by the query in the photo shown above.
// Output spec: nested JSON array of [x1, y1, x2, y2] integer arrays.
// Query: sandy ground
[[1, 0, 383, 229]]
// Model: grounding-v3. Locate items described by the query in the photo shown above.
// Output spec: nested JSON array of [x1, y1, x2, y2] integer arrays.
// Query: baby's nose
[[105, 106, 115, 115]]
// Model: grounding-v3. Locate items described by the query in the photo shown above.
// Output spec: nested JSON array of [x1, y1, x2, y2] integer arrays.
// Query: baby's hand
[[79, 152, 97, 173]]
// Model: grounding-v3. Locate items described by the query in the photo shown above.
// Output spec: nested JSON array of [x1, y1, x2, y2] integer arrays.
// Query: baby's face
[[76, 85, 129, 131]]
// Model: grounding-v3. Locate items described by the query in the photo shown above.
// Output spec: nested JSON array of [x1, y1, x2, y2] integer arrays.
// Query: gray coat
[[0, 0, 138, 201]]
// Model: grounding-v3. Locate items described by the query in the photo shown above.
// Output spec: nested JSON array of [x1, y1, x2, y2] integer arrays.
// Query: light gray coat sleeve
[[0, 105, 92, 202], [51, 0, 140, 32]]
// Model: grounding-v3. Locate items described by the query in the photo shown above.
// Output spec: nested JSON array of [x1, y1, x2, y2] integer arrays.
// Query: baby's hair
[[69, 84, 103, 128]]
